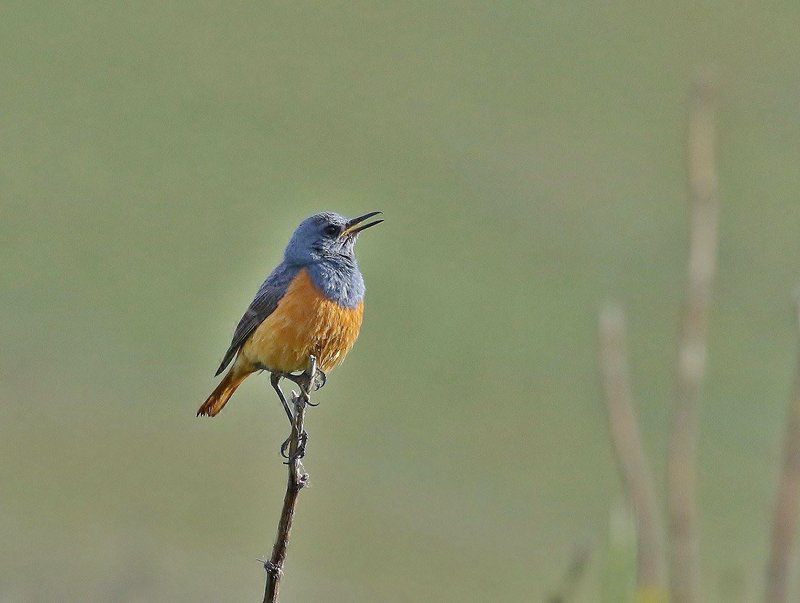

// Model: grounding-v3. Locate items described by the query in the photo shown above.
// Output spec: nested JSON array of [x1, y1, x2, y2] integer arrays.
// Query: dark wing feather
[[215, 267, 294, 375]]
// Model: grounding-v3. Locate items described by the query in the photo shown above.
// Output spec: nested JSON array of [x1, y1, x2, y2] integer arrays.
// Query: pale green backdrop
[[2, 2, 800, 601]]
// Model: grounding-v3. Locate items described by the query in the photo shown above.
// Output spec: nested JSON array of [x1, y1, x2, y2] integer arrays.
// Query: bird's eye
[[323, 225, 340, 237]]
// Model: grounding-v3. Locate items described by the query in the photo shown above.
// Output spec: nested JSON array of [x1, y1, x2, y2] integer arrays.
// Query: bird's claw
[[280, 430, 308, 463], [311, 368, 326, 391], [283, 367, 325, 401], [305, 368, 325, 406]]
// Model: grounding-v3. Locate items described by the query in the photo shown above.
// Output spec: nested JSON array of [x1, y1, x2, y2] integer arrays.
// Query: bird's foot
[[304, 366, 326, 406], [293, 431, 308, 461], [311, 367, 326, 392], [283, 367, 326, 399], [280, 430, 308, 463]]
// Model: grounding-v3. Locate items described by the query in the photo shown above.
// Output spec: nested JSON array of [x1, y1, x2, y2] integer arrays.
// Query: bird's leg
[[281, 389, 311, 462], [269, 373, 298, 459], [274, 358, 320, 461], [285, 357, 319, 461], [270, 373, 294, 424]]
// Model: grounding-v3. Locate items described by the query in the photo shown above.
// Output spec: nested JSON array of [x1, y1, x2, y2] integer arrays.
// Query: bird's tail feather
[[197, 367, 249, 417]]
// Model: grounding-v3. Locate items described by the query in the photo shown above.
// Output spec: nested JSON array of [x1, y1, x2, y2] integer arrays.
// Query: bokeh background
[[2, 2, 800, 601]]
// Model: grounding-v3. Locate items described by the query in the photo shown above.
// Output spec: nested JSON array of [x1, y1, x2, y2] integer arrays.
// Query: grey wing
[[214, 269, 293, 376]]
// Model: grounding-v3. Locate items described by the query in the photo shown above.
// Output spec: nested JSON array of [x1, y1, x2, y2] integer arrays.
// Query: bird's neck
[[306, 258, 365, 308]]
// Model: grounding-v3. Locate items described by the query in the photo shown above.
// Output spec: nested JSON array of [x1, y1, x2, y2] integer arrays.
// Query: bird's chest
[[243, 269, 364, 373]]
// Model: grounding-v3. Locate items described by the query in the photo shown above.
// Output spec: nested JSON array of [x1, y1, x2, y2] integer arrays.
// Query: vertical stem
[[599, 305, 666, 597], [667, 73, 720, 603], [263, 358, 315, 603], [765, 296, 800, 603], [546, 541, 593, 603]]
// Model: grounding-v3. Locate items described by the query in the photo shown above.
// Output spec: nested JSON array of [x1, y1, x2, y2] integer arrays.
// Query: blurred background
[[2, 2, 800, 601]]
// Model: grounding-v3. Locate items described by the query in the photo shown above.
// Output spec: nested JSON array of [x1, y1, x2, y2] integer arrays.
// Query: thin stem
[[598, 305, 666, 596], [667, 72, 720, 603], [263, 356, 316, 603], [764, 294, 800, 603], [546, 541, 593, 603]]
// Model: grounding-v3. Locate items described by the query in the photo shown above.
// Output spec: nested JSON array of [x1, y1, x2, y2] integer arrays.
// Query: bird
[[197, 211, 382, 419]]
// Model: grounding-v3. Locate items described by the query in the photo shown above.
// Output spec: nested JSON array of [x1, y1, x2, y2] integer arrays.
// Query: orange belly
[[240, 268, 364, 374]]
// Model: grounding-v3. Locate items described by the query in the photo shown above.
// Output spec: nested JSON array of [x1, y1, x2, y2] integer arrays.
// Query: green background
[[2, 2, 800, 601]]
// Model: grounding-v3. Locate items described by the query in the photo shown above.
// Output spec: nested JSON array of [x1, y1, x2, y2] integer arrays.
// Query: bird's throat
[[307, 260, 365, 308]]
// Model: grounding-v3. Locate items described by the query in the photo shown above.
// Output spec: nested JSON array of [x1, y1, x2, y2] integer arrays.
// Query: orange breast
[[241, 268, 364, 374]]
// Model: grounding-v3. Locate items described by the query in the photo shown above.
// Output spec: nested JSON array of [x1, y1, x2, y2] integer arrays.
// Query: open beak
[[341, 211, 383, 237]]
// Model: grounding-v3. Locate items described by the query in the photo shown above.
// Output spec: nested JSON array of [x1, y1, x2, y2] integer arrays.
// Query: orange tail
[[197, 367, 250, 417]]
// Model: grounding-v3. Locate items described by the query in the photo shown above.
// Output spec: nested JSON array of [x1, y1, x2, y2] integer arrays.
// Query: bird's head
[[284, 211, 383, 266]]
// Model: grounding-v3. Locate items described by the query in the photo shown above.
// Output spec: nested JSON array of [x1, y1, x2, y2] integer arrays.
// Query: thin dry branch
[[599, 305, 666, 597], [667, 73, 720, 603], [546, 540, 593, 603], [765, 294, 800, 603], [262, 357, 316, 603]]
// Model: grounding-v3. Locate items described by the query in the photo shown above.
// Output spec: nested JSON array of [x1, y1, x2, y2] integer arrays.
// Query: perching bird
[[197, 211, 382, 419]]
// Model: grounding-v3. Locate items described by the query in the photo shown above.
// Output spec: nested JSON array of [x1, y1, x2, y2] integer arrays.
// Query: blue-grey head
[[282, 211, 382, 307], [284, 211, 383, 266]]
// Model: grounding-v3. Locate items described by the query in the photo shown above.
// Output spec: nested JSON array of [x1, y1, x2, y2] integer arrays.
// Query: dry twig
[[546, 540, 593, 603], [765, 294, 800, 603], [667, 73, 720, 603], [599, 305, 666, 597], [262, 357, 317, 603]]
